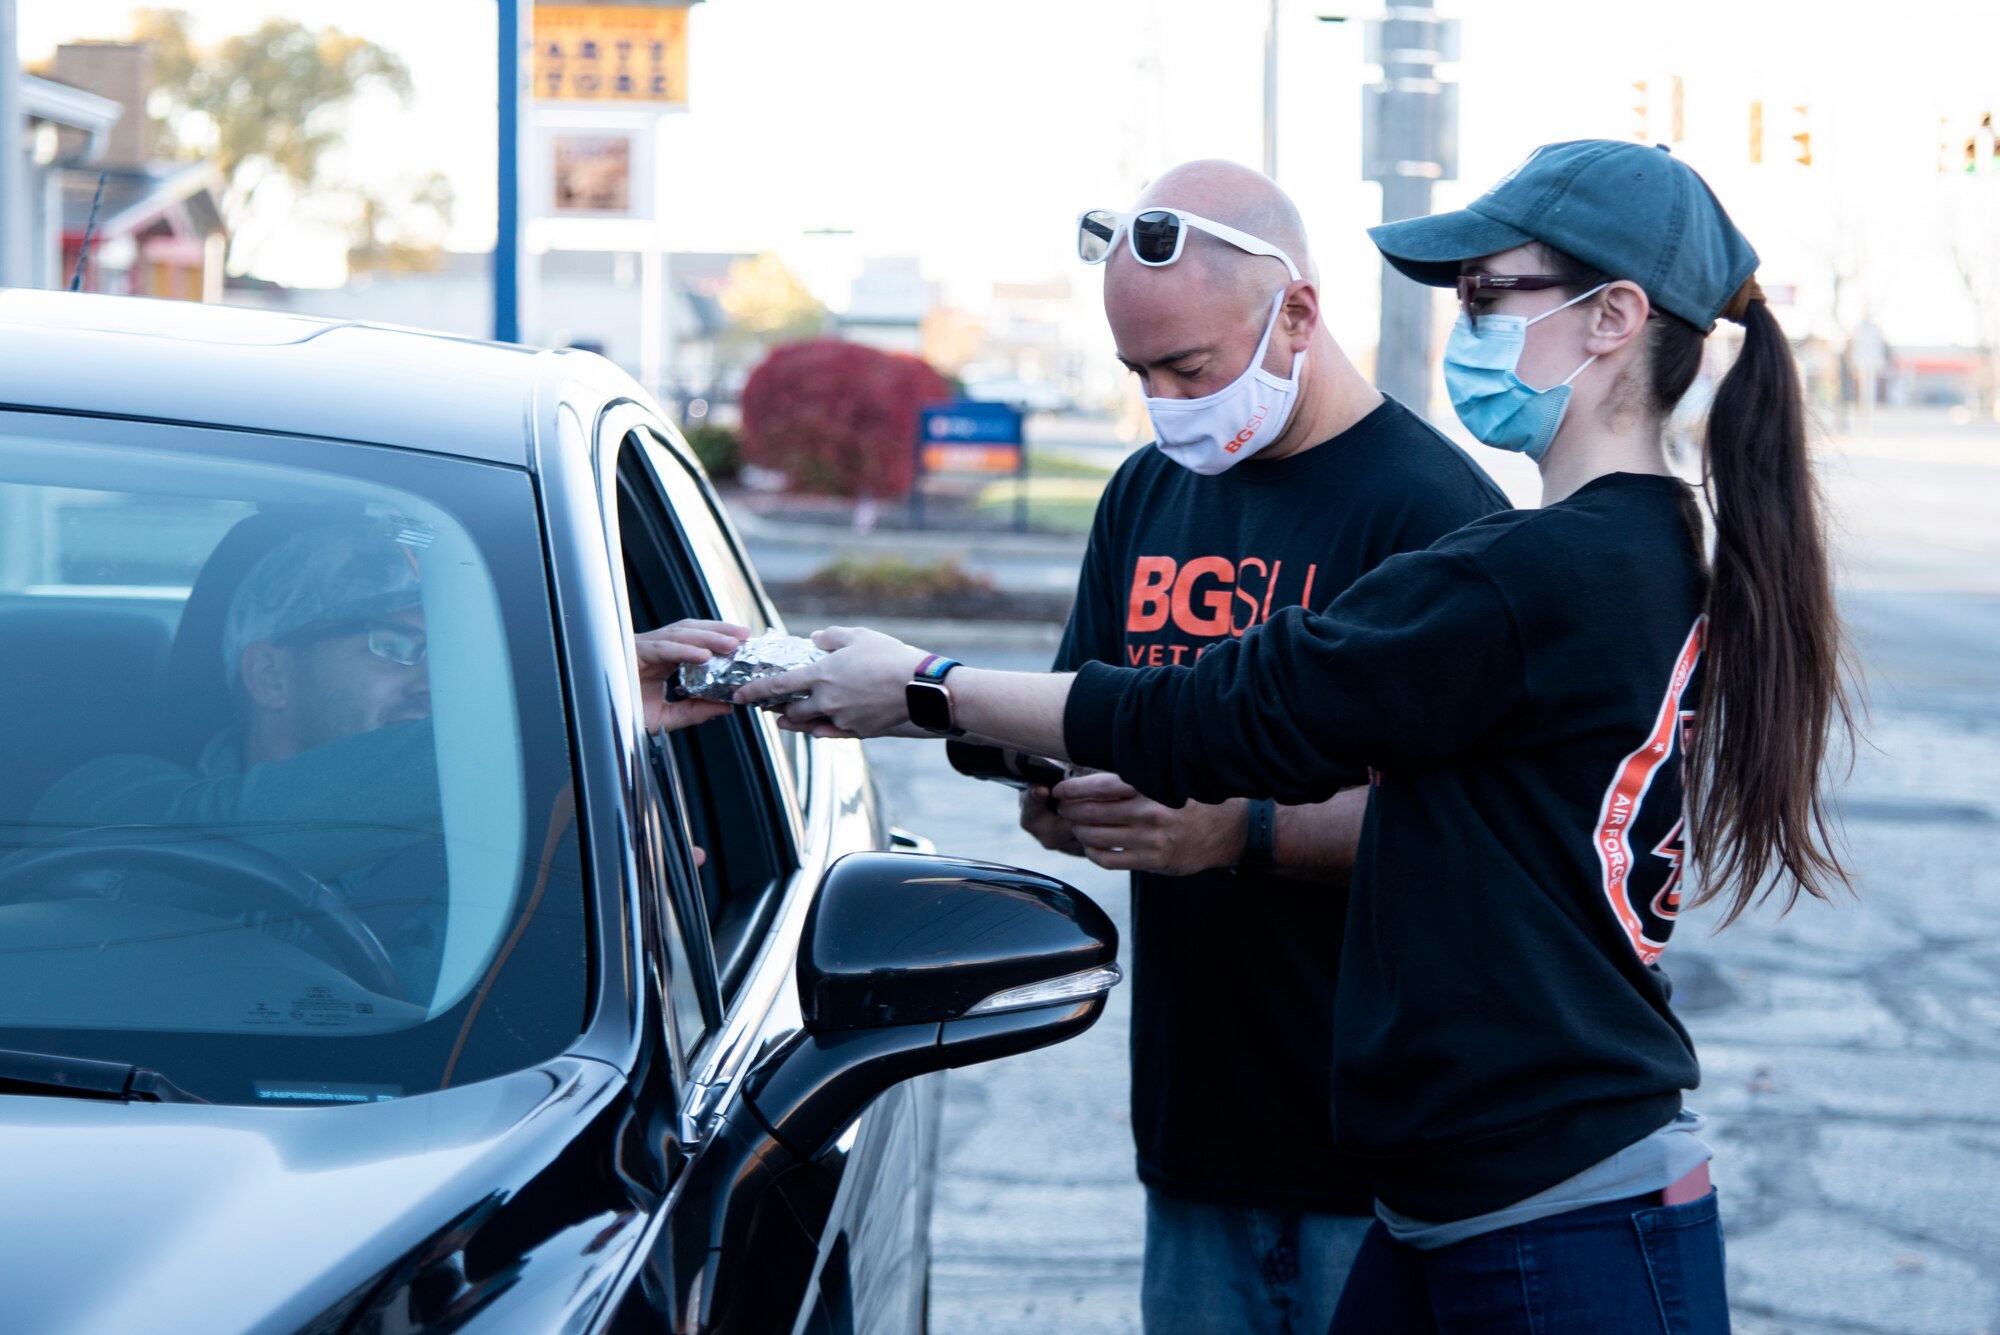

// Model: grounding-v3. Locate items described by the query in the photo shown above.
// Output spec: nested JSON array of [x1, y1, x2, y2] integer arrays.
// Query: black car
[[0, 291, 1119, 1333]]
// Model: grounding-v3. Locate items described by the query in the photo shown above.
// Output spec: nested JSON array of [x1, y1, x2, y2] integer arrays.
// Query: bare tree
[[134, 9, 413, 274], [1940, 155, 2000, 420], [1948, 228, 1998, 420], [347, 172, 456, 274]]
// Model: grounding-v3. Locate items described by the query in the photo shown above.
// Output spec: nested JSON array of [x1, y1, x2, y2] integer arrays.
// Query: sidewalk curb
[[725, 502, 1089, 560], [825, 616, 1065, 652]]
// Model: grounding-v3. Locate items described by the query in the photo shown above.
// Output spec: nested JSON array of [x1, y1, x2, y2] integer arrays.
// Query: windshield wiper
[[0, 1046, 209, 1104]]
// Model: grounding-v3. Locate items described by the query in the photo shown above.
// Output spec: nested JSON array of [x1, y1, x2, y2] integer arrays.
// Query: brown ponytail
[[1538, 245, 1852, 920], [1684, 295, 1853, 921]]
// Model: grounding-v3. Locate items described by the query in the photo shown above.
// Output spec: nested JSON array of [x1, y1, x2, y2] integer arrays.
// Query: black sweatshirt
[[1065, 472, 1710, 1222], [1049, 397, 1506, 1214]]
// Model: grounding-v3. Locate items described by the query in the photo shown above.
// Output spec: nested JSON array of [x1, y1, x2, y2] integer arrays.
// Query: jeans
[[1141, 1186, 1372, 1335], [1328, 1191, 1730, 1334]]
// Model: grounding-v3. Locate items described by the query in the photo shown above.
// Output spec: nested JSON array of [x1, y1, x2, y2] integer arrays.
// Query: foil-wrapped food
[[669, 633, 826, 706]]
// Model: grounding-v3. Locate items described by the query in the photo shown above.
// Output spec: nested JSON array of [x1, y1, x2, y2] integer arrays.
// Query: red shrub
[[739, 339, 950, 498]]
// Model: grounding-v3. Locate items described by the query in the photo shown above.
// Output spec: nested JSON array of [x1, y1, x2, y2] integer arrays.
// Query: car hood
[[0, 1056, 630, 1335]]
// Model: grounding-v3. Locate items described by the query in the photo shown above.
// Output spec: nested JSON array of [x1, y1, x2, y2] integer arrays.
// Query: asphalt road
[[853, 414, 2000, 1335]]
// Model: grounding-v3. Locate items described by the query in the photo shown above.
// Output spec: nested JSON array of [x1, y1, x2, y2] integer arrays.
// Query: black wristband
[[1239, 798, 1278, 868]]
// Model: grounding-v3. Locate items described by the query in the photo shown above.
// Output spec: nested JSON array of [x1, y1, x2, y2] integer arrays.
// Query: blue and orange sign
[[919, 401, 1025, 476]]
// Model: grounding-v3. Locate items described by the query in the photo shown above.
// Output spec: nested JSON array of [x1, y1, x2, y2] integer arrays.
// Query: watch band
[[906, 656, 966, 736], [1239, 798, 1278, 868]]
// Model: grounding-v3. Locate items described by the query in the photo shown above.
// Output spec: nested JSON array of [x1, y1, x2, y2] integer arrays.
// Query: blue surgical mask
[[1443, 283, 1608, 462]]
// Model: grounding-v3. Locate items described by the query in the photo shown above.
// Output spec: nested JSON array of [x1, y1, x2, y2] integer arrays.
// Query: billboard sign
[[534, 4, 690, 105], [550, 132, 633, 212]]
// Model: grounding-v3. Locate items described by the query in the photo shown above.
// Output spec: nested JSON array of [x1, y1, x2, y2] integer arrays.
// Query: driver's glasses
[[280, 619, 427, 667], [1456, 273, 1577, 330]]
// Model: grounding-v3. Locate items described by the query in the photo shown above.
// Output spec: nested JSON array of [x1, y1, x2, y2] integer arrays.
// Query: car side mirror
[[742, 852, 1119, 1160]]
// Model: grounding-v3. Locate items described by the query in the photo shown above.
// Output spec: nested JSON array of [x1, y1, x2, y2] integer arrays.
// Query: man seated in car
[[38, 518, 754, 998], [37, 520, 449, 992]]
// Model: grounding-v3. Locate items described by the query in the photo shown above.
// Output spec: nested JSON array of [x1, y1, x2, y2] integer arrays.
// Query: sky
[[22, 0, 2000, 354]]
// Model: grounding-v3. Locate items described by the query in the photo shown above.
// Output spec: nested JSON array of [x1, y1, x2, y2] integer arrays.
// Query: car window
[[610, 426, 798, 1003], [636, 430, 769, 636], [0, 414, 585, 1105], [636, 427, 810, 797]]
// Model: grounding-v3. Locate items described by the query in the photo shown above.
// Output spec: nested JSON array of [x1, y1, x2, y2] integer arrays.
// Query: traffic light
[[1791, 103, 1811, 167], [1631, 81, 1649, 142], [1670, 75, 1685, 143], [1942, 112, 1995, 175], [1750, 100, 1764, 164], [1968, 112, 1992, 175]]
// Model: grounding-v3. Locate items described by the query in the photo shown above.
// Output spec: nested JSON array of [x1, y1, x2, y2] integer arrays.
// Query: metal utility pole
[[1361, 2, 1458, 416], [493, 0, 530, 342], [1263, 0, 1280, 178], [1, 0, 29, 288]]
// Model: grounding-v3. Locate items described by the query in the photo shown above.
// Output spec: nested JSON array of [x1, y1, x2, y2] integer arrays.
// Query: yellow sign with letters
[[533, 5, 689, 105]]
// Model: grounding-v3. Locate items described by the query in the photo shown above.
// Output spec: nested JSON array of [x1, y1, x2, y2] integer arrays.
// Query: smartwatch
[[905, 654, 966, 737], [1238, 798, 1278, 869]]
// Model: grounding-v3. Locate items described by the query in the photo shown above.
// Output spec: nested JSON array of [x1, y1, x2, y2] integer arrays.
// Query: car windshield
[[0, 414, 586, 1105]]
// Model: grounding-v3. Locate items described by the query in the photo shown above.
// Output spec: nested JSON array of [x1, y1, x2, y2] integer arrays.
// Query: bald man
[[1028, 162, 1508, 1330]]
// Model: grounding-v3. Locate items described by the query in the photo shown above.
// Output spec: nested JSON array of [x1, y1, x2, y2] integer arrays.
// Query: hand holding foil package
[[670, 633, 826, 705]]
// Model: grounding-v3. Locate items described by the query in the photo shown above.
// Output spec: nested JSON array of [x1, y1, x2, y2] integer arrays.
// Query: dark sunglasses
[[276, 618, 427, 667], [1455, 273, 1582, 330]]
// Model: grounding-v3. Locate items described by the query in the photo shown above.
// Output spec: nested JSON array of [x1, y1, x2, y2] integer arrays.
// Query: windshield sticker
[[253, 1081, 403, 1104], [380, 513, 438, 548], [241, 987, 382, 1030]]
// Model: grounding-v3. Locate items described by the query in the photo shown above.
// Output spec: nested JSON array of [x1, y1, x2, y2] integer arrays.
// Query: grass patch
[[971, 475, 1106, 534], [1024, 448, 1116, 481], [799, 555, 995, 599]]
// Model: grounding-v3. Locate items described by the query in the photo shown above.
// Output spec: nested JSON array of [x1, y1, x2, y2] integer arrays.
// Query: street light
[[1260, 5, 1351, 182], [1264, 0, 1278, 178]]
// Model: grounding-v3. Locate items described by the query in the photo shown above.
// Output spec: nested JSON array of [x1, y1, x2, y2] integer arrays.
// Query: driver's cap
[[222, 520, 424, 686]]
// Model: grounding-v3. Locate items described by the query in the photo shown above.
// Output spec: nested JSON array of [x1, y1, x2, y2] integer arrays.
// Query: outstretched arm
[[734, 627, 1077, 758], [737, 622, 1356, 808], [737, 547, 1523, 812]]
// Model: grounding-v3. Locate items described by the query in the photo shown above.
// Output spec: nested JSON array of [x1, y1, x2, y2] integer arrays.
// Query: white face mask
[[1145, 291, 1303, 475]]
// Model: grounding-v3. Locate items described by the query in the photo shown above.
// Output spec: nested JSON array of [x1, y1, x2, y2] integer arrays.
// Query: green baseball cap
[[1368, 139, 1759, 332]]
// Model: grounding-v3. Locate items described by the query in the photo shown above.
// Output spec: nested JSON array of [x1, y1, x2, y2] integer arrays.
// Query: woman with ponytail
[[715, 141, 1847, 1331]]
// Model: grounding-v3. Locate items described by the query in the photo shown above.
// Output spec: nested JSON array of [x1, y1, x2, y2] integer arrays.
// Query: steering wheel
[[0, 828, 407, 1002]]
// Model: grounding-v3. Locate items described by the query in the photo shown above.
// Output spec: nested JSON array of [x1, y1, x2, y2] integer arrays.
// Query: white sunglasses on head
[[1076, 206, 1302, 282]]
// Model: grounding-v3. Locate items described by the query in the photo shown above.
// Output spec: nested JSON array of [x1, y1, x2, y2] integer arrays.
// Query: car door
[[598, 407, 937, 1334]]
